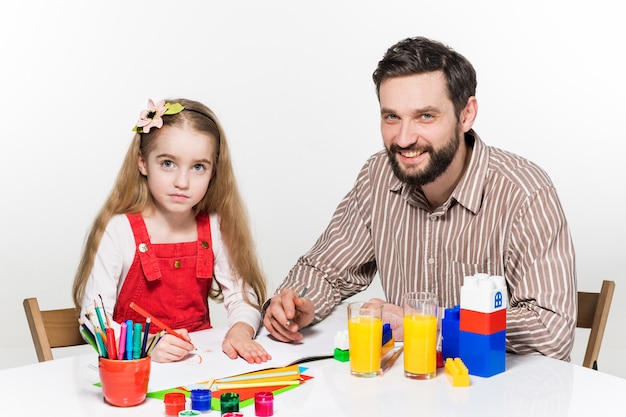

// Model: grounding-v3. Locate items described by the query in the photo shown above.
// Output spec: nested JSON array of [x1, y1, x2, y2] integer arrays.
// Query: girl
[[72, 98, 270, 364]]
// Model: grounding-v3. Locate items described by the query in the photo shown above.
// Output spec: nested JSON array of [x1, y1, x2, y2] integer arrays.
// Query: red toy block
[[459, 308, 505, 335]]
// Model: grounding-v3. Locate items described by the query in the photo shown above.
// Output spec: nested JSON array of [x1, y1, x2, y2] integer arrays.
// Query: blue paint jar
[[190, 388, 211, 412]]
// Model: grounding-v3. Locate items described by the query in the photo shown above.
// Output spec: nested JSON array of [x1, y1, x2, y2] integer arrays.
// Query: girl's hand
[[150, 329, 195, 363], [222, 322, 272, 364]]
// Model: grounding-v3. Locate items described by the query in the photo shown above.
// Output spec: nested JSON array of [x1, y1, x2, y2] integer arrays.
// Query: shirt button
[[138, 243, 149, 253], [428, 258, 435, 264], [174, 260, 181, 268]]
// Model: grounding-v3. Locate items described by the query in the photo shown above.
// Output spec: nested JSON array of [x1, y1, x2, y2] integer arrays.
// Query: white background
[[1, 1, 624, 377]]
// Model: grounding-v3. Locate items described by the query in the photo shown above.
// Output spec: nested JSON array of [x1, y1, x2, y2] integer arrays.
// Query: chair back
[[577, 280, 615, 370], [23, 297, 86, 362]]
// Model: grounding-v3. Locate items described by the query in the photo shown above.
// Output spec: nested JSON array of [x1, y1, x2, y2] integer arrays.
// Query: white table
[[2, 306, 625, 416]]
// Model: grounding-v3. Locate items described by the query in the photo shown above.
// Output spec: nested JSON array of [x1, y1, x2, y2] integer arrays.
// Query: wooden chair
[[577, 280, 615, 370], [23, 297, 86, 362]]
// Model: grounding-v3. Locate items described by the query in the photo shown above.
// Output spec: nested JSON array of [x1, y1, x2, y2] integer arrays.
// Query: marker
[[105, 327, 117, 360], [286, 287, 308, 327], [129, 302, 195, 349], [118, 321, 127, 360], [133, 323, 143, 359], [125, 320, 133, 360]]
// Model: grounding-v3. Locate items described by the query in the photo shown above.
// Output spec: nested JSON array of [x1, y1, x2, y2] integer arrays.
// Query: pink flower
[[134, 99, 168, 133]]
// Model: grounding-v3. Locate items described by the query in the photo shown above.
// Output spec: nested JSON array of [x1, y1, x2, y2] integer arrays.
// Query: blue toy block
[[442, 305, 461, 360], [458, 330, 506, 377]]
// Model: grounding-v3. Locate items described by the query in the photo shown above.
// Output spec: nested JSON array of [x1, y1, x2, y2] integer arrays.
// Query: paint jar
[[178, 411, 201, 417], [98, 356, 151, 407], [254, 391, 274, 416], [164, 392, 187, 416], [220, 392, 240, 415], [190, 388, 212, 412]]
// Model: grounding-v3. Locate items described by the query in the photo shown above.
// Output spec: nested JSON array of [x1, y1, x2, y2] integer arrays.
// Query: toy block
[[382, 323, 394, 357], [334, 330, 350, 362], [334, 330, 349, 350], [442, 305, 461, 360], [459, 330, 505, 377], [334, 347, 350, 362], [445, 358, 470, 387], [460, 274, 508, 313], [459, 308, 506, 335]]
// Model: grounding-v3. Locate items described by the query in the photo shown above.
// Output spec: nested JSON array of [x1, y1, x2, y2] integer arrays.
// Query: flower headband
[[132, 99, 185, 133]]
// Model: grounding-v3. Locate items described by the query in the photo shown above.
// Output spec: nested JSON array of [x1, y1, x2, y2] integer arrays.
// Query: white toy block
[[460, 274, 508, 313], [334, 330, 350, 350]]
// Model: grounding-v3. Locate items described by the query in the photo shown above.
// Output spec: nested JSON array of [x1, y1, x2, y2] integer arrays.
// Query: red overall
[[112, 214, 214, 333]]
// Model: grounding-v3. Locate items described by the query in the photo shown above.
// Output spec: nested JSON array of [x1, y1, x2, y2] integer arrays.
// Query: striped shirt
[[278, 131, 577, 360]]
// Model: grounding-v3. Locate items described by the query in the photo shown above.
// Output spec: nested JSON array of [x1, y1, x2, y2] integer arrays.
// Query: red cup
[[98, 356, 151, 407], [164, 392, 187, 415]]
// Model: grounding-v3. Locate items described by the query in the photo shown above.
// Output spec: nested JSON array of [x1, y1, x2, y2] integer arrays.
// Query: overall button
[[201, 241, 210, 249], [138, 243, 149, 253], [174, 260, 181, 268]]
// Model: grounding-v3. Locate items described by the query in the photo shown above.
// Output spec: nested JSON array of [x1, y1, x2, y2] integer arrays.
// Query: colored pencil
[[98, 294, 112, 329], [213, 380, 301, 390], [377, 346, 404, 376], [146, 330, 166, 356], [216, 369, 300, 383], [80, 328, 98, 352], [141, 317, 151, 358], [128, 302, 195, 348], [94, 300, 106, 330], [78, 318, 95, 343], [95, 330, 108, 358]]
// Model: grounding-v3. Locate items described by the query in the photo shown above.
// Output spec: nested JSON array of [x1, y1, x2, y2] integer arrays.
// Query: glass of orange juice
[[403, 292, 438, 379], [347, 301, 383, 377]]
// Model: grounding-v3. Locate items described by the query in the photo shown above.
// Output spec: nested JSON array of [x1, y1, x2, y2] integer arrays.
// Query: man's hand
[[263, 288, 314, 343], [369, 298, 404, 341]]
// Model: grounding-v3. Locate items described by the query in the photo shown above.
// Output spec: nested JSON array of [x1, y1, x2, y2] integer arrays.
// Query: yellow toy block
[[445, 357, 470, 387]]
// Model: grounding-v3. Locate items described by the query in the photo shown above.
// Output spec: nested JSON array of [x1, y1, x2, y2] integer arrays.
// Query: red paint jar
[[164, 392, 187, 416]]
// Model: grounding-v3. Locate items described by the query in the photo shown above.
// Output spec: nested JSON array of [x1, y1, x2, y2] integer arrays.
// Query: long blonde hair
[[72, 98, 267, 310]]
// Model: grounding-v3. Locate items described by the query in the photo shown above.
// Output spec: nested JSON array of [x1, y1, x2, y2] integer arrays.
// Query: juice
[[403, 313, 437, 377], [348, 316, 383, 376]]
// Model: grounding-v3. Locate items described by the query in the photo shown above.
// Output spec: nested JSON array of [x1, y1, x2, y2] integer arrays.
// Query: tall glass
[[347, 301, 383, 377], [403, 292, 438, 379]]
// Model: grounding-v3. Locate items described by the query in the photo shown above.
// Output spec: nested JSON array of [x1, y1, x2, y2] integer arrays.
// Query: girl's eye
[[193, 163, 207, 172], [161, 160, 174, 168]]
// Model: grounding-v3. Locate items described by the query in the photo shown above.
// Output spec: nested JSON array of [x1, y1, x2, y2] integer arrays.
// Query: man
[[263, 36, 576, 360]]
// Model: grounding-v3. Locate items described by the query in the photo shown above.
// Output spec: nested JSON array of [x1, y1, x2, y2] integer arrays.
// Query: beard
[[387, 131, 461, 186]]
